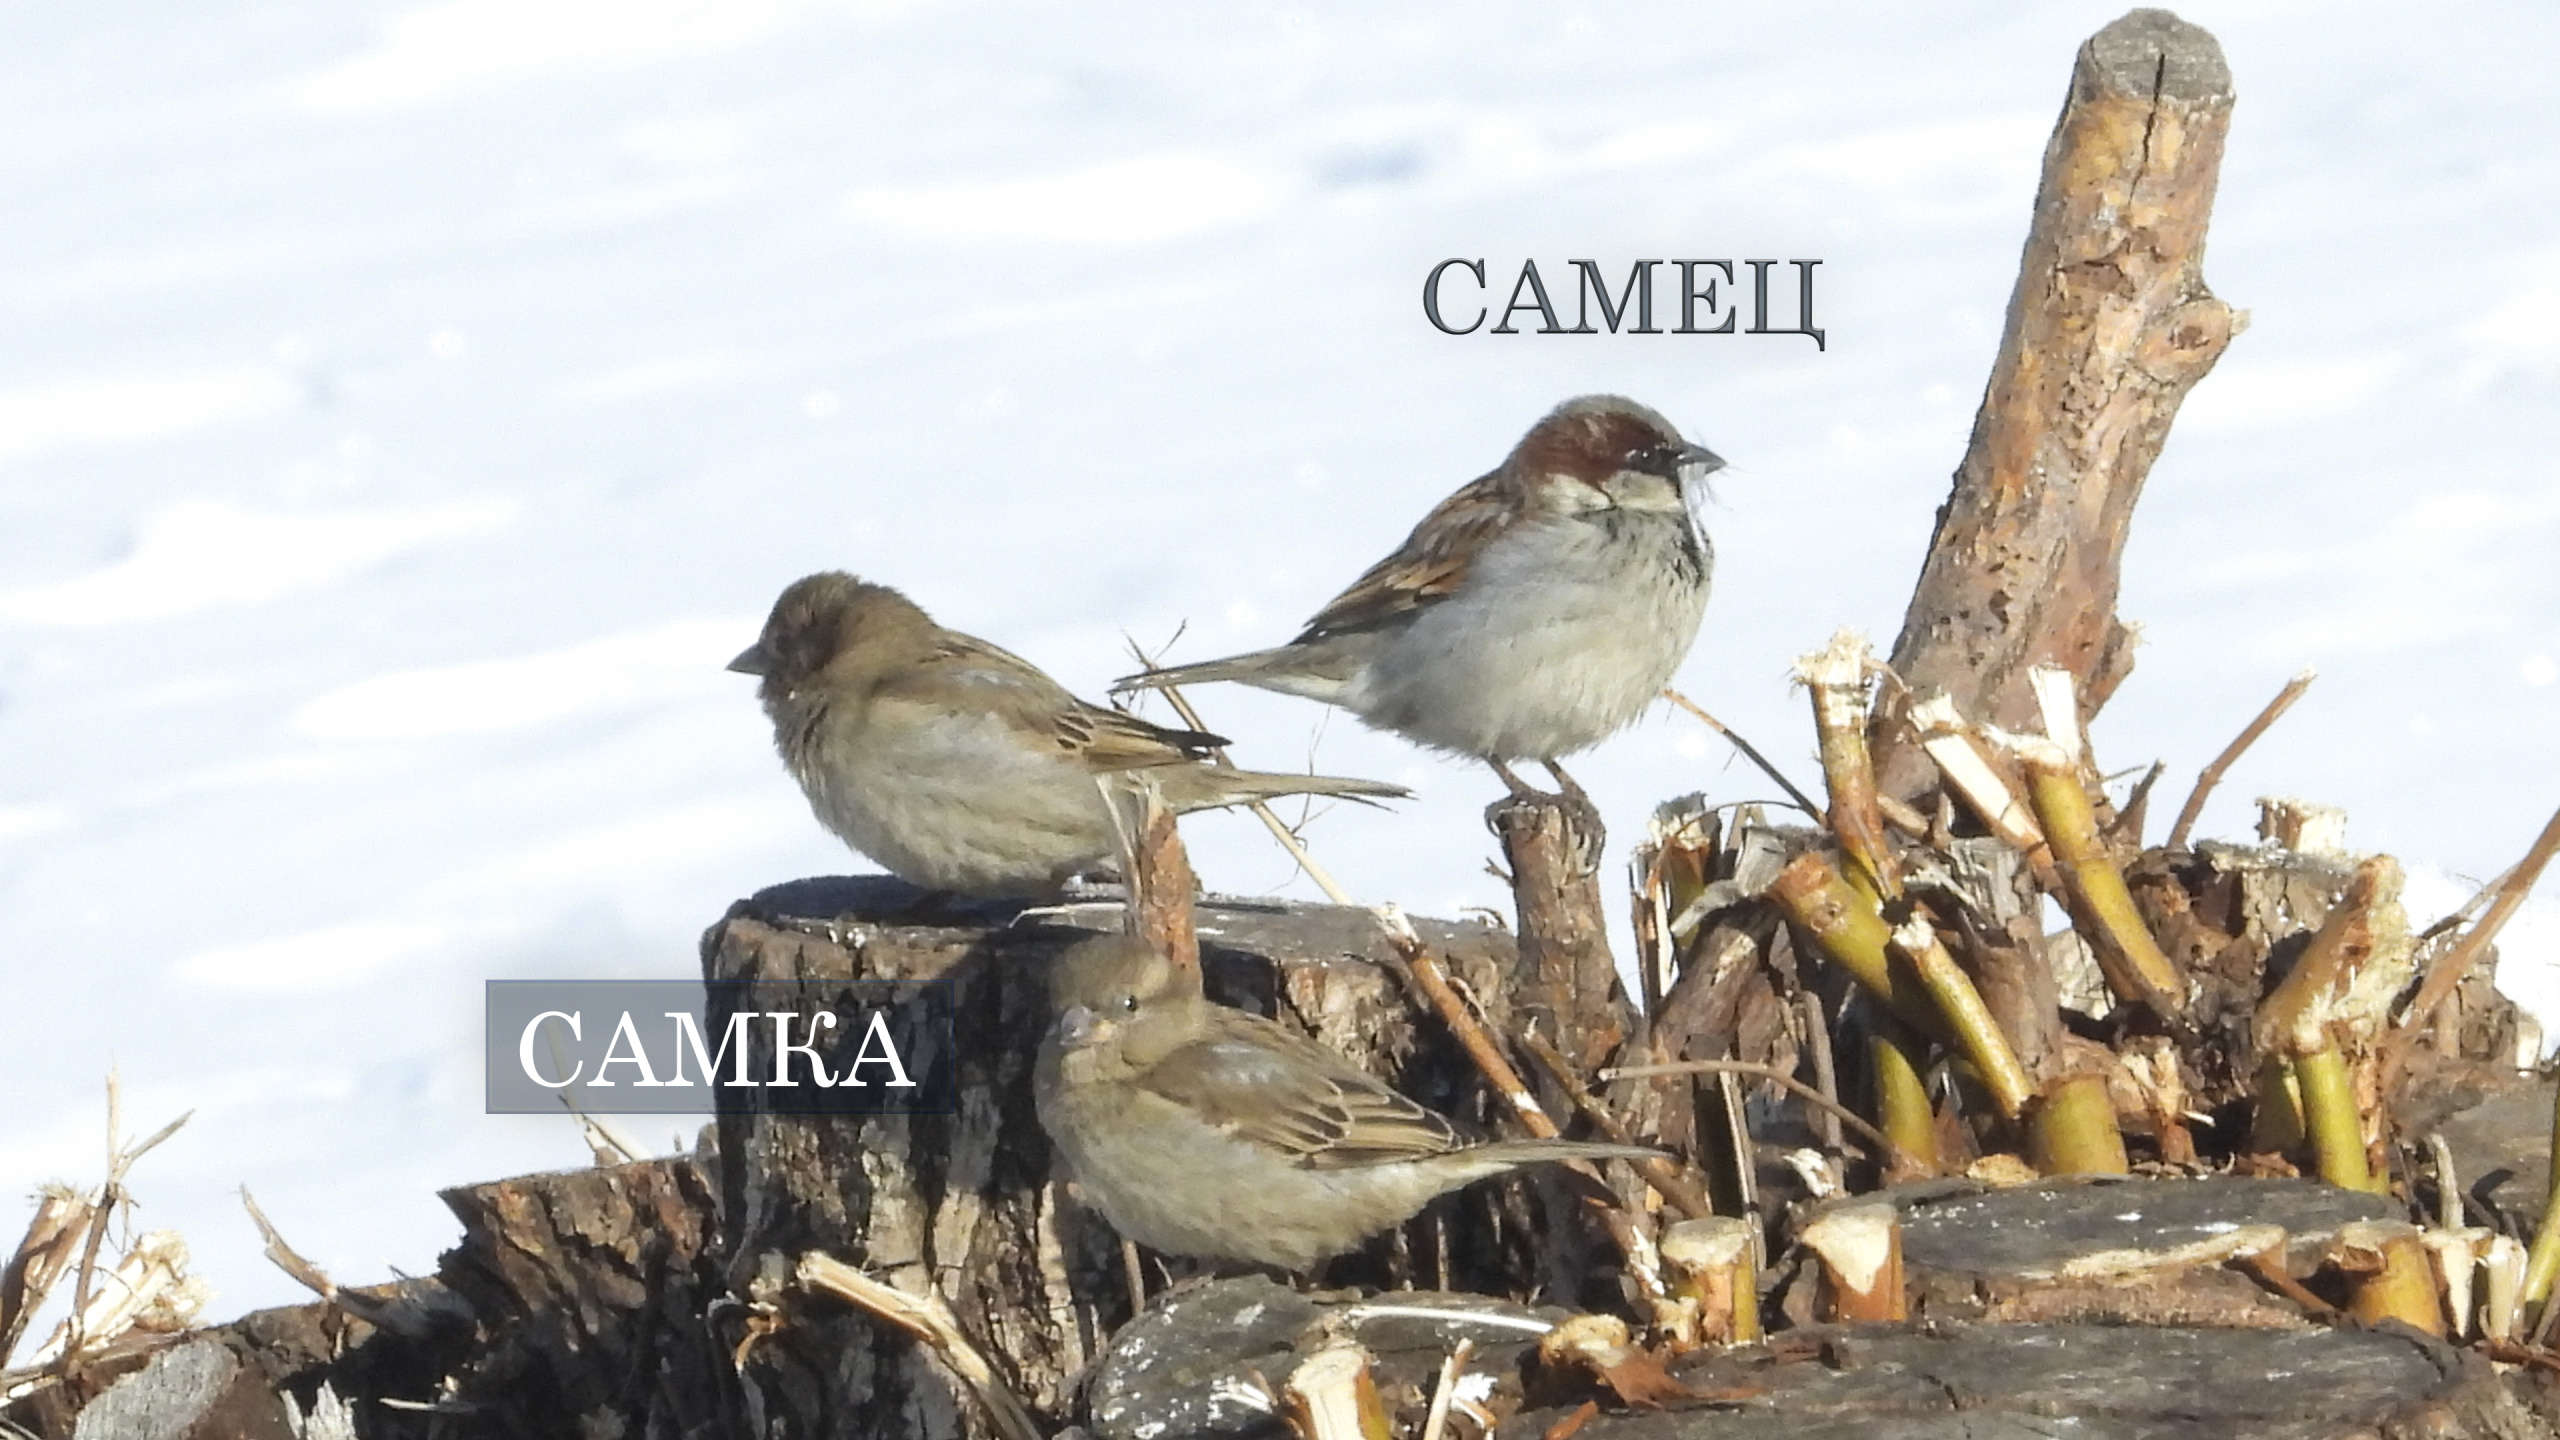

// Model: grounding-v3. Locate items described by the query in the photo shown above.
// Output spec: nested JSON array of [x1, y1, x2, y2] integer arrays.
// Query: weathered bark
[[1888, 1175, 2390, 1326], [2436, 1074, 2558, 1233], [1079, 1274, 2557, 1440], [1082, 1277, 1552, 1440], [1875, 8, 2240, 802], [700, 877, 1578, 1439], [0, 1275, 473, 1439], [436, 1158, 738, 1439], [2123, 840, 2529, 1135], [19, 1338, 290, 1440], [1936, 838, 2062, 1084], [1490, 798, 1633, 1073], [0, 1156, 736, 1440], [1484, 796, 1657, 1297], [1502, 1320, 2555, 1440], [1640, 817, 1824, 1206]]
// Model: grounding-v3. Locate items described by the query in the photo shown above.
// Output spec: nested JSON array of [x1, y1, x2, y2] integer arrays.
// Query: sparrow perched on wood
[[730, 573, 1408, 898], [1035, 934, 1658, 1270], [1115, 395, 1723, 798]]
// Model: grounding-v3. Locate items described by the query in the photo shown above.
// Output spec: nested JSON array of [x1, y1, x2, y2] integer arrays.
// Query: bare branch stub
[[1489, 798, 1629, 1071], [1875, 9, 2239, 802]]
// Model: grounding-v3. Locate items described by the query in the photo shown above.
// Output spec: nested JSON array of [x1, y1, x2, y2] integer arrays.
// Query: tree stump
[[0, 1276, 471, 1439], [1499, 1320, 2554, 1439], [1073, 1264, 2555, 1440], [699, 876, 1586, 1439], [1881, 1175, 2393, 1327], [435, 1157, 736, 1439]]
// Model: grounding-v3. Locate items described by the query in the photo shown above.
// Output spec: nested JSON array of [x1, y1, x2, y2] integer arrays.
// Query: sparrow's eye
[[1119, 994, 1140, 1014]]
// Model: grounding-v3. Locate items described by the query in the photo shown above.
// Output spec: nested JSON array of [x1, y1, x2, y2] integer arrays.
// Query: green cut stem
[[1869, 1021, 1940, 1183], [1769, 853, 1944, 1040], [2249, 1054, 2306, 1155], [2027, 1073, 2129, 1176], [2520, 1075, 2560, 1310], [2294, 1045, 2382, 1193], [1889, 914, 2037, 1121], [2021, 755, 2186, 1019]]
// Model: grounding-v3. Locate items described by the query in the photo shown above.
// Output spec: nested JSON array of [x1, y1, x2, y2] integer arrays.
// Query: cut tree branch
[[1874, 9, 2239, 802]]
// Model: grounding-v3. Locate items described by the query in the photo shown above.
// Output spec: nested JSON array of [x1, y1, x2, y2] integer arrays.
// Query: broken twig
[[1662, 688, 1823, 819], [2166, 668, 2315, 849], [2394, 800, 2560, 1052], [1602, 1060, 1923, 1174], [796, 1252, 1041, 1440]]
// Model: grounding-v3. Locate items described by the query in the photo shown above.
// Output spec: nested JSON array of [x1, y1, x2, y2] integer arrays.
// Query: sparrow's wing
[[1140, 1011, 1465, 1168], [889, 632, 1227, 771], [1295, 470, 1522, 639], [1052, 701, 1231, 774]]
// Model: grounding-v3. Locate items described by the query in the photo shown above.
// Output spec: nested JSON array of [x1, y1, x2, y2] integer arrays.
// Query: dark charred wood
[[1084, 1276, 1551, 1440], [1, 1277, 473, 1440], [1502, 1319, 2555, 1439], [435, 1157, 738, 1440]]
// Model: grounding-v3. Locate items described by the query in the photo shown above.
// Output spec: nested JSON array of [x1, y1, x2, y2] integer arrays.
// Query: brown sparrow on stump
[[1035, 933, 1658, 1271], [732, 572, 1408, 899]]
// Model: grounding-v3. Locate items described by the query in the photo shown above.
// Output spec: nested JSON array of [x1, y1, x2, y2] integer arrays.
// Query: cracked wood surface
[[1876, 8, 2239, 801]]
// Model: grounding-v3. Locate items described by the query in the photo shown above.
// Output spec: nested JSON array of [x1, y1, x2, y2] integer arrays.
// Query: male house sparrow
[[731, 573, 1408, 898], [1035, 934, 1657, 1270], [1115, 395, 1723, 797]]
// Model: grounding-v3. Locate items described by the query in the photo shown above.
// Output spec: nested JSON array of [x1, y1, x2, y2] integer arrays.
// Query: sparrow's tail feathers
[[1472, 1139, 1666, 1169], [1421, 1138, 1665, 1194], [1111, 639, 1365, 706], [1175, 768, 1412, 810]]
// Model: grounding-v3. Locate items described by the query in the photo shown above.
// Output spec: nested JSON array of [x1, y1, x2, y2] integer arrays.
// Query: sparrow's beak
[[726, 644, 769, 677], [1630, 441, 1725, 484], [1054, 1004, 1106, 1049]]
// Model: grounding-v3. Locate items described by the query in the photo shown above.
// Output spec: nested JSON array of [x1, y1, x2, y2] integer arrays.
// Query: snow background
[[2, 0, 2555, 1322]]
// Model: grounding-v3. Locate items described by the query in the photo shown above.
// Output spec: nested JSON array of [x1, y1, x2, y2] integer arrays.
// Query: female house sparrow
[[731, 573, 1408, 898], [1035, 934, 1658, 1270], [1115, 395, 1723, 796]]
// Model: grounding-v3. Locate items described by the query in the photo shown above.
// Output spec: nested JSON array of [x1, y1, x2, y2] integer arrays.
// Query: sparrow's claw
[[1542, 763, 1606, 869], [1554, 795, 1608, 874], [1482, 786, 1607, 875]]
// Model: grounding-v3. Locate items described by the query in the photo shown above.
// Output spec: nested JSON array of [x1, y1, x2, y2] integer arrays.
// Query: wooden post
[[1874, 8, 2238, 801], [1490, 799, 1629, 1070]]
